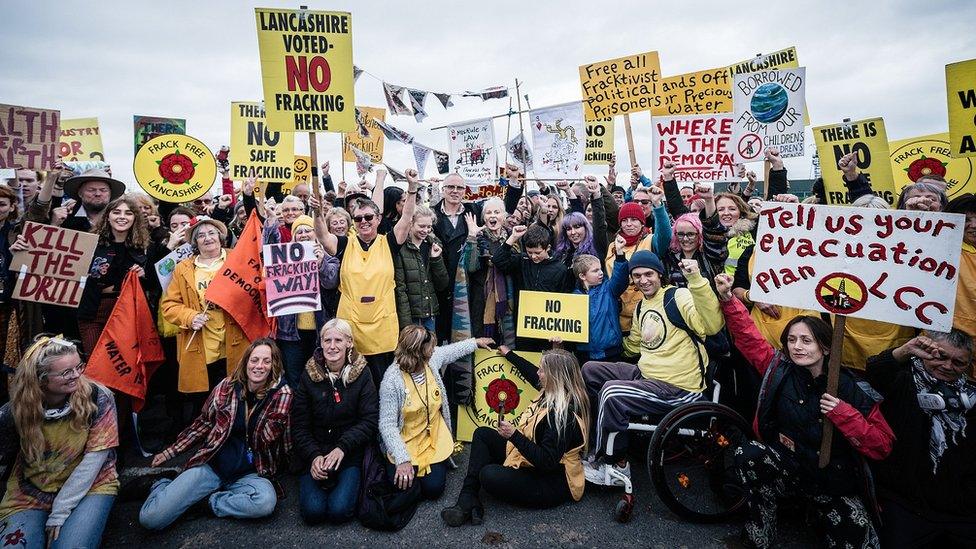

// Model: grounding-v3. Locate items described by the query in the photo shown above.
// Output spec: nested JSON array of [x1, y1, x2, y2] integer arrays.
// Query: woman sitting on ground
[[442, 347, 588, 526], [139, 339, 292, 530]]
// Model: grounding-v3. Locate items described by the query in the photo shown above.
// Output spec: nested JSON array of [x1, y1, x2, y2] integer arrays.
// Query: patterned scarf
[[448, 243, 474, 404], [911, 357, 970, 472]]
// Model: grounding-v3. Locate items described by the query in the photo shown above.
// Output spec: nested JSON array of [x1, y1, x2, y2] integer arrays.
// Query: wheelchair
[[600, 369, 755, 523]]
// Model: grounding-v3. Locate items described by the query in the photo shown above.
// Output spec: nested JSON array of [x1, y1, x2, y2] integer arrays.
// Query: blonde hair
[[538, 349, 589, 450], [394, 325, 437, 374], [230, 338, 283, 397], [572, 254, 600, 279], [10, 336, 98, 464], [319, 318, 364, 386], [411, 204, 437, 224], [324, 207, 353, 234]]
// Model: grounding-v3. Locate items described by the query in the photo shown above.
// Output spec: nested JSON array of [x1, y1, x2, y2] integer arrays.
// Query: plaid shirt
[[161, 378, 293, 478]]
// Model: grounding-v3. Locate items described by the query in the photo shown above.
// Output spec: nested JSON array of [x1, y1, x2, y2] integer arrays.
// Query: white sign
[[733, 67, 806, 161], [751, 203, 964, 332], [447, 118, 497, 186], [154, 244, 193, 293], [652, 114, 736, 183], [529, 102, 584, 179]]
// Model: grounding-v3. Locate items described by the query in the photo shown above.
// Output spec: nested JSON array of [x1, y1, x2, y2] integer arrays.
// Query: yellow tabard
[[337, 235, 398, 355], [397, 367, 453, 476]]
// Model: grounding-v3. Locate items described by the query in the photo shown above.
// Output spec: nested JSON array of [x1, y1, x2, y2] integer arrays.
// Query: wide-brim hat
[[64, 168, 126, 200], [188, 216, 228, 242]]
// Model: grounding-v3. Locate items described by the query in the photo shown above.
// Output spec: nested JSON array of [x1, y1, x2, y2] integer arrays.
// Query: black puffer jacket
[[290, 351, 378, 473]]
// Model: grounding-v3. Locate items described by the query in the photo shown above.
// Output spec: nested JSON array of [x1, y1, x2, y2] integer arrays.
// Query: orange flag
[[205, 211, 273, 341], [86, 271, 165, 412]]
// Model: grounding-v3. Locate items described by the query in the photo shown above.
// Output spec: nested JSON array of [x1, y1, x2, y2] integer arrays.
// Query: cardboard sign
[[530, 102, 584, 179], [751, 203, 964, 331], [889, 132, 976, 199], [343, 106, 385, 162], [154, 243, 194, 293], [729, 47, 809, 125], [456, 349, 542, 442], [579, 51, 662, 120], [516, 291, 589, 343], [813, 117, 896, 205], [651, 67, 733, 116], [448, 118, 497, 185], [263, 241, 321, 316], [230, 101, 295, 184], [255, 8, 355, 132], [10, 222, 97, 307], [0, 104, 61, 170], [653, 114, 736, 182], [284, 155, 311, 193], [584, 117, 614, 164], [733, 67, 806, 160], [59, 117, 104, 162], [947, 58, 976, 159], [133, 115, 185, 154], [133, 134, 216, 202]]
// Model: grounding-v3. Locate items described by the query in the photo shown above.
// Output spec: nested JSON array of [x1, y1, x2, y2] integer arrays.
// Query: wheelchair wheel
[[647, 401, 752, 523]]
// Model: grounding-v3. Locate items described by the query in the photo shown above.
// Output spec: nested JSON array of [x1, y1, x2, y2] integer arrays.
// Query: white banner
[[529, 102, 584, 179], [154, 243, 193, 293], [751, 203, 964, 331], [448, 118, 497, 185], [733, 67, 806, 161], [652, 114, 737, 183]]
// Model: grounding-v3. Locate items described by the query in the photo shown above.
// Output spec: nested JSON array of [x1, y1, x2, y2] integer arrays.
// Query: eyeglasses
[[443, 185, 465, 192], [635, 200, 652, 205], [195, 230, 220, 239], [45, 361, 87, 380], [353, 214, 375, 223], [675, 232, 698, 240], [194, 198, 213, 205]]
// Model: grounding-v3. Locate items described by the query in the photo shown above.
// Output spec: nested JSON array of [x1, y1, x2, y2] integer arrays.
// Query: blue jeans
[[386, 460, 448, 500], [0, 494, 114, 549], [298, 467, 360, 525], [413, 317, 436, 332], [139, 464, 276, 530]]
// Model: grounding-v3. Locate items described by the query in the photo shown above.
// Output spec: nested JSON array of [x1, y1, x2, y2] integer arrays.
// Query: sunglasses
[[353, 214, 375, 223], [194, 198, 213, 205], [635, 199, 652, 205]]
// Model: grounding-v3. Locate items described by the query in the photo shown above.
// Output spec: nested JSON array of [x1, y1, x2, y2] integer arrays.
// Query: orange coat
[[161, 256, 248, 393]]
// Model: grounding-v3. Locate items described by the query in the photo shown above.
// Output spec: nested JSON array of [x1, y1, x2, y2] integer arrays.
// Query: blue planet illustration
[[750, 83, 789, 123]]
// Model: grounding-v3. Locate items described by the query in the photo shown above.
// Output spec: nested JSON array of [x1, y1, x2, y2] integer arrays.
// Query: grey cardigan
[[378, 339, 478, 465]]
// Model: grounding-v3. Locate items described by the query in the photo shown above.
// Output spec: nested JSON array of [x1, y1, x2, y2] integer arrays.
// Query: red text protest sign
[[652, 114, 736, 182], [751, 203, 964, 331], [263, 241, 321, 316], [0, 104, 61, 170], [10, 222, 98, 307]]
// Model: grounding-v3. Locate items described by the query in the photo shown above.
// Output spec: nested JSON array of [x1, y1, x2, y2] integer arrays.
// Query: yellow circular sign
[[133, 134, 216, 203], [889, 134, 975, 199]]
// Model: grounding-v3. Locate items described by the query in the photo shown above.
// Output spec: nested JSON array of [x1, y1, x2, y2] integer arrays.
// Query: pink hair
[[669, 212, 704, 253]]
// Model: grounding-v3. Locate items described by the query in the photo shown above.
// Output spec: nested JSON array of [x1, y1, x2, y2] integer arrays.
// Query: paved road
[[103, 440, 817, 548]]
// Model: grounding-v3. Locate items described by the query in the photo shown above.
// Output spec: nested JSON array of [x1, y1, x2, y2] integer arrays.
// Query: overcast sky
[[2, 0, 974, 191]]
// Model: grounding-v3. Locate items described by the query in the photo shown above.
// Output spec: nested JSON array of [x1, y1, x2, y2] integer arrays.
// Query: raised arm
[[714, 273, 775, 374], [391, 169, 419, 245], [372, 168, 387, 215]]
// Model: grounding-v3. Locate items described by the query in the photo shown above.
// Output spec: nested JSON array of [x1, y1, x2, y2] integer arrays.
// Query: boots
[[441, 493, 483, 527]]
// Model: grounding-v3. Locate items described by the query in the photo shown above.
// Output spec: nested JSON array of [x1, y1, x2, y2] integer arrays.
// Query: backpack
[[635, 287, 730, 389], [357, 444, 422, 532]]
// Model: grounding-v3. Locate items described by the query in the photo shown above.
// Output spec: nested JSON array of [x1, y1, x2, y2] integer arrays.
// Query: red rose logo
[[156, 149, 197, 184], [905, 156, 948, 182], [484, 375, 520, 413]]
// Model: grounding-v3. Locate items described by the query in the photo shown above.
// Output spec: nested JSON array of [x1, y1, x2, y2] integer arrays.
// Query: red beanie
[[618, 201, 646, 224]]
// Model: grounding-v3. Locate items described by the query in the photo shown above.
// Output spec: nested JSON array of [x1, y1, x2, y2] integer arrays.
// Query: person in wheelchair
[[864, 331, 975, 548], [582, 250, 724, 485], [714, 273, 894, 548]]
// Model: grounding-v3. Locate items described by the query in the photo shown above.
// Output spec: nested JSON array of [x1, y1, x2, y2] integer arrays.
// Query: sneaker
[[583, 460, 631, 486]]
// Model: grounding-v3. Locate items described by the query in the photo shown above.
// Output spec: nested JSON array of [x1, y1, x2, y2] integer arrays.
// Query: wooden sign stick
[[623, 114, 637, 168], [818, 314, 847, 468], [308, 132, 322, 216], [762, 159, 772, 200]]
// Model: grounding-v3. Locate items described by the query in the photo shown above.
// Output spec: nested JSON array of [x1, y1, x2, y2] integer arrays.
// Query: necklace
[[408, 368, 432, 434]]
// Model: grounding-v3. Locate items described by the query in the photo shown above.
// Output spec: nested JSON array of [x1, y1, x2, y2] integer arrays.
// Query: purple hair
[[555, 212, 597, 259]]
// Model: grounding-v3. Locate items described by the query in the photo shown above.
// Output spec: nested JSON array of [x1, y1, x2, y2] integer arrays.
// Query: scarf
[[449, 242, 474, 404], [479, 234, 516, 346], [619, 226, 649, 248], [911, 357, 970, 473]]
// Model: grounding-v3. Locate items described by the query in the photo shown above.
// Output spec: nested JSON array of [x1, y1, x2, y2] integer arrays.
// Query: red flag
[[86, 271, 165, 412], [205, 211, 273, 341]]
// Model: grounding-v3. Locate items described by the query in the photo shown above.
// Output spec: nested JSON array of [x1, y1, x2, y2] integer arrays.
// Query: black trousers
[[880, 497, 976, 549], [364, 352, 394, 390], [459, 427, 572, 510]]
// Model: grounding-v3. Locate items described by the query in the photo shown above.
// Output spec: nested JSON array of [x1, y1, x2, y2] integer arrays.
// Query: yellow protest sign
[[283, 155, 311, 193], [342, 106, 385, 162], [59, 118, 104, 162], [230, 101, 295, 184], [584, 117, 614, 164], [889, 133, 975, 199], [729, 47, 809, 125], [946, 58, 976, 158], [255, 8, 355, 132], [651, 67, 733, 116], [813, 117, 895, 205], [133, 134, 216, 203], [579, 51, 662, 120], [516, 291, 588, 343], [455, 350, 541, 442]]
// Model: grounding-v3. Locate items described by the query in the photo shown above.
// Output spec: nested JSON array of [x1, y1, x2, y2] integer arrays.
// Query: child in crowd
[[572, 235, 630, 363]]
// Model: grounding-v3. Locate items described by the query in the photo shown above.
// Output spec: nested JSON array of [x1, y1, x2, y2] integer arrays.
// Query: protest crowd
[[1, 9, 975, 549]]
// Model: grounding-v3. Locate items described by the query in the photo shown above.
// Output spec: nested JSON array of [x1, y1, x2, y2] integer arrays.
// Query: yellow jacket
[[161, 256, 248, 393], [626, 271, 724, 393]]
